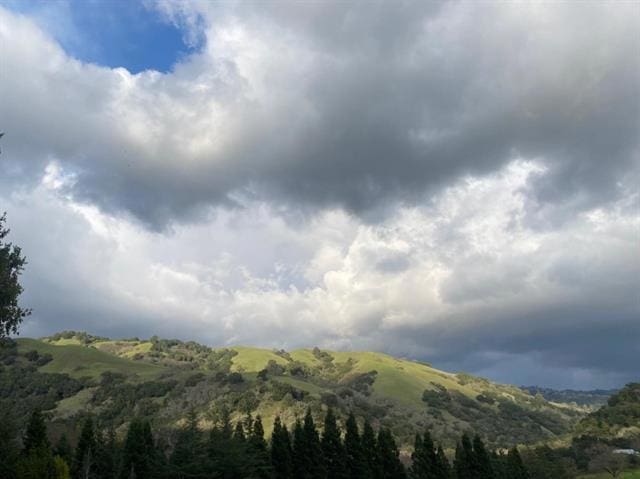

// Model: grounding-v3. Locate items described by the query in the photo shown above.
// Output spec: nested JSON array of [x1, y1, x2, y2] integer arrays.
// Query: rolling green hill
[[575, 383, 640, 442], [0, 331, 588, 449], [15, 338, 163, 380]]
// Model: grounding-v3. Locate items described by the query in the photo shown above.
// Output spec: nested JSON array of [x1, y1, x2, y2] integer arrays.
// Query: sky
[[0, 1, 638, 389]]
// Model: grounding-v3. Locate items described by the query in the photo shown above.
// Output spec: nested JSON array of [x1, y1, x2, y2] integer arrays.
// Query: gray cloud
[[1, 2, 638, 228], [0, 3, 638, 389]]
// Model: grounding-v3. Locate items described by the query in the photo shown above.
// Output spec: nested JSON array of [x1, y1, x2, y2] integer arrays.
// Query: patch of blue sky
[[3, 0, 198, 73]]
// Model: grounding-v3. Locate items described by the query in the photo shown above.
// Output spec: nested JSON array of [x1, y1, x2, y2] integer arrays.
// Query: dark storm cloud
[[1, 2, 638, 228]]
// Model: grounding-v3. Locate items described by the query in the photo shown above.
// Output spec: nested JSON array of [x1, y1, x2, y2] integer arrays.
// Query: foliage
[[0, 213, 31, 337], [2, 333, 590, 451]]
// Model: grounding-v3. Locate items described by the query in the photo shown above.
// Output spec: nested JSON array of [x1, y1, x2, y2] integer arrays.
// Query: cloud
[[1, 2, 638, 228], [4, 160, 638, 388], [0, 2, 638, 388]]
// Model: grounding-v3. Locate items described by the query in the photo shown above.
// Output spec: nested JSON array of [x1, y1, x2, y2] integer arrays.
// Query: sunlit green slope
[[0, 332, 586, 448]]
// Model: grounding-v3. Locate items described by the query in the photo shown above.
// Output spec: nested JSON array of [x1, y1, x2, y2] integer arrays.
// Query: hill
[[0, 331, 587, 449], [574, 383, 640, 444], [521, 386, 616, 410]]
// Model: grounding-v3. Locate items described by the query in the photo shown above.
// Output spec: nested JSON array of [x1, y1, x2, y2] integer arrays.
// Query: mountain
[[574, 383, 640, 444], [0, 331, 586, 449], [521, 386, 616, 410]]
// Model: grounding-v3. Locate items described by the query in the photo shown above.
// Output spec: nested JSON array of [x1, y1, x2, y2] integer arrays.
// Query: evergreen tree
[[360, 419, 377, 478], [344, 413, 367, 479], [234, 420, 246, 443], [208, 408, 250, 478], [410, 431, 436, 478], [169, 411, 206, 479], [454, 434, 474, 479], [506, 447, 529, 479], [376, 428, 406, 479], [435, 444, 451, 479], [271, 416, 293, 479], [321, 409, 347, 479], [24, 409, 50, 452], [472, 435, 494, 479], [303, 408, 326, 479], [248, 415, 271, 479], [72, 416, 97, 479], [0, 410, 20, 479], [53, 455, 71, 479], [410, 434, 424, 479], [55, 434, 74, 468], [18, 409, 56, 479], [292, 418, 309, 478], [95, 427, 119, 479], [292, 410, 326, 479], [120, 419, 157, 479]]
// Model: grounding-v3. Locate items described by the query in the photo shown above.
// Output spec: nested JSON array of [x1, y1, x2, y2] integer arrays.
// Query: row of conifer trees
[[2, 408, 530, 479]]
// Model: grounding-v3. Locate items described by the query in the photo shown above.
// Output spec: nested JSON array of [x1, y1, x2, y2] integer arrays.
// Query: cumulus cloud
[[1, 2, 638, 227], [0, 2, 638, 388], [4, 160, 638, 388]]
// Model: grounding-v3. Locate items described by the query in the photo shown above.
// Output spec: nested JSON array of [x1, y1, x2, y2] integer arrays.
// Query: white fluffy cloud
[[0, 2, 638, 388], [5, 159, 638, 388]]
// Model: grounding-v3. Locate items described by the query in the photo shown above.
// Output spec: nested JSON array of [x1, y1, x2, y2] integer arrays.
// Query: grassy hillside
[[522, 386, 615, 410], [0, 331, 588, 449], [575, 383, 640, 441], [16, 338, 163, 380]]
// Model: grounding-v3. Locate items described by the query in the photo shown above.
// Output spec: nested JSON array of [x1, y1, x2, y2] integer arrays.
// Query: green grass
[[276, 375, 327, 395], [16, 338, 164, 380], [54, 388, 95, 417], [291, 349, 477, 407], [577, 470, 640, 479], [229, 346, 290, 372], [93, 340, 153, 358]]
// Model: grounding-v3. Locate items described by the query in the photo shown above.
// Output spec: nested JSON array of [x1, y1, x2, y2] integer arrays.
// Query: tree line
[[1, 407, 532, 479]]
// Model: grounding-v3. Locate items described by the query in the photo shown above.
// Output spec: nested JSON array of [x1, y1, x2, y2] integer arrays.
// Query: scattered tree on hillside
[[589, 449, 629, 478]]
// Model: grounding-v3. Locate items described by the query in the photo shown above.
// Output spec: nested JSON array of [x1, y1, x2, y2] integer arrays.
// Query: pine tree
[[360, 419, 377, 478], [233, 421, 247, 445], [248, 415, 271, 479], [410, 431, 436, 478], [271, 416, 293, 479], [208, 408, 250, 478], [73, 416, 97, 479], [506, 447, 529, 479], [472, 435, 494, 479], [120, 419, 157, 479], [376, 428, 406, 479], [454, 434, 474, 479], [292, 418, 309, 478], [55, 434, 74, 468], [303, 408, 326, 479], [24, 409, 50, 452], [344, 413, 367, 479], [18, 410, 56, 479], [434, 444, 451, 479], [169, 411, 205, 479], [95, 427, 119, 479], [142, 420, 164, 477], [321, 409, 346, 479], [410, 434, 424, 479], [0, 410, 20, 479], [53, 455, 71, 479]]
